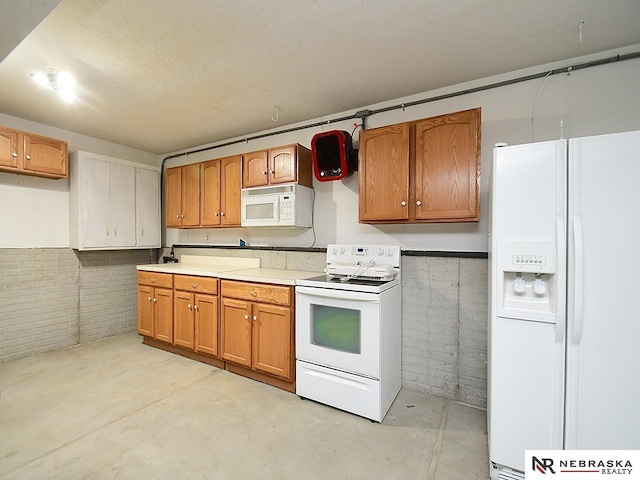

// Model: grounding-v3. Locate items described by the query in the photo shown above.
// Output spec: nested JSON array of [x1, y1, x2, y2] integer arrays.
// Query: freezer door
[[565, 130, 640, 449], [488, 140, 566, 474]]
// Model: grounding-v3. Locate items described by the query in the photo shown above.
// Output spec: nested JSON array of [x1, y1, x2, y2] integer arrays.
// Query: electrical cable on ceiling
[[530, 70, 553, 142], [271, 105, 282, 122], [577, 20, 586, 46]]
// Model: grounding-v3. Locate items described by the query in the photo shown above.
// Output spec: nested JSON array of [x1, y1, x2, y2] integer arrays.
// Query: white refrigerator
[[488, 130, 640, 479]]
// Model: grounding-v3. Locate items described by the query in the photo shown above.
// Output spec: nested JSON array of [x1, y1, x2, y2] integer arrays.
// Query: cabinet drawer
[[137, 271, 173, 288], [174, 275, 218, 294], [221, 280, 291, 306]]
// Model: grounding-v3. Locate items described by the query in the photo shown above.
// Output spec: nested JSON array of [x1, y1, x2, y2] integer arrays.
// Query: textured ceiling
[[0, 0, 639, 155]]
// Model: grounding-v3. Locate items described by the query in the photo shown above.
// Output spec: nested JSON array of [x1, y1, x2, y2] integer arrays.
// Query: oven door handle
[[295, 286, 380, 302]]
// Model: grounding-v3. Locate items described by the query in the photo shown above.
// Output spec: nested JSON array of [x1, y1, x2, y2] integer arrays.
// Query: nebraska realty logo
[[525, 451, 640, 479]]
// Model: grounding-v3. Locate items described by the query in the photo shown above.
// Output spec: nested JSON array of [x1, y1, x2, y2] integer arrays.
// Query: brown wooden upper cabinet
[[358, 108, 481, 223], [0, 126, 68, 179], [165, 163, 200, 227], [200, 155, 242, 227], [242, 144, 312, 188]]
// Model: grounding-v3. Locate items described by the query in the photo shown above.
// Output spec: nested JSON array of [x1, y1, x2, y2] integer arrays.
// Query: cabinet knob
[[416, 201, 422, 206], [215, 212, 219, 216], [221, 212, 225, 216], [270, 170, 275, 175], [151, 278, 157, 283], [194, 305, 199, 311], [262, 171, 267, 175], [153, 298, 157, 303], [191, 283, 197, 289], [181, 214, 185, 218], [253, 315, 257, 321], [25, 155, 31, 160], [249, 290, 257, 297], [188, 303, 192, 309], [244, 314, 249, 320], [401, 201, 407, 206], [147, 296, 151, 302], [113, 227, 118, 236], [176, 214, 180, 218], [12, 152, 17, 157]]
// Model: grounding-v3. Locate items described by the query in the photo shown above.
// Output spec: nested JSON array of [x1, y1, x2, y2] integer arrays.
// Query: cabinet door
[[135, 168, 160, 247], [269, 146, 296, 184], [109, 162, 136, 246], [358, 124, 410, 221], [80, 156, 111, 248], [415, 108, 480, 221], [243, 150, 268, 187], [0, 127, 20, 169], [221, 155, 242, 226], [195, 294, 218, 356], [165, 166, 183, 227], [137, 285, 154, 337], [221, 298, 252, 367], [200, 160, 221, 226], [22, 133, 67, 178], [154, 287, 174, 343], [174, 291, 195, 349], [181, 163, 200, 226], [252, 303, 292, 380]]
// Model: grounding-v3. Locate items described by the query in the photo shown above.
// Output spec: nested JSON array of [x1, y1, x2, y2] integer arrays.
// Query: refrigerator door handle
[[572, 215, 585, 347], [555, 215, 566, 344]]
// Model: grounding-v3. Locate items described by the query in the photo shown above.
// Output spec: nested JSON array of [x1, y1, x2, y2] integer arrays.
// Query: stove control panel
[[326, 244, 401, 268]]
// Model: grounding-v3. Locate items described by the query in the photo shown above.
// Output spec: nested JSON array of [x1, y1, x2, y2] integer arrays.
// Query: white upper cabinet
[[135, 167, 161, 247], [70, 151, 160, 250]]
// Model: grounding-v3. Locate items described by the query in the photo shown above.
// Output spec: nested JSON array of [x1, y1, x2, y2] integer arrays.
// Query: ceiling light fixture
[[31, 68, 76, 103]]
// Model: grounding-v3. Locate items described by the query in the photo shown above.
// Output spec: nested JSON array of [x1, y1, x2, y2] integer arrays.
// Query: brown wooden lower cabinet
[[221, 280, 294, 385], [137, 273, 294, 391], [137, 272, 173, 343]]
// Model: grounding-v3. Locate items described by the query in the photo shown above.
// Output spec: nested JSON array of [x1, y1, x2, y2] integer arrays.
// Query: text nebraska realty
[[559, 459, 632, 475]]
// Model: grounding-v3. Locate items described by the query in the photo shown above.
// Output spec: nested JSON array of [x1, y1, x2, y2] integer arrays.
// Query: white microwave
[[241, 183, 313, 228]]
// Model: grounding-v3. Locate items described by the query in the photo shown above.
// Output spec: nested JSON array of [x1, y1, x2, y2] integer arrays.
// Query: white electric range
[[295, 244, 402, 422]]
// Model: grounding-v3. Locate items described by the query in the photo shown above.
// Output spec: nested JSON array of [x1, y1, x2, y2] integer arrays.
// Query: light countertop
[[216, 268, 323, 286], [137, 255, 323, 286]]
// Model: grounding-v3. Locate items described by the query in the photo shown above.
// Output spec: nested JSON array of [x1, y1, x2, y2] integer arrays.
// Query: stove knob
[[331, 247, 337, 255], [377, 248, 384, 255], [340, 247, 346, 254], [387, 249, 393, 256]]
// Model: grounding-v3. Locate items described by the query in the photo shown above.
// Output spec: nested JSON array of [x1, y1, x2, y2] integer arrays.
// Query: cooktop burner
[[305, 275, 390, 287], [296, 274, 400, 293], [296, 244, 402, 293]]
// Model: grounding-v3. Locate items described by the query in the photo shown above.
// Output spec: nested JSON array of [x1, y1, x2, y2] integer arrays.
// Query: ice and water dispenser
[[497, 241, 557, 323]]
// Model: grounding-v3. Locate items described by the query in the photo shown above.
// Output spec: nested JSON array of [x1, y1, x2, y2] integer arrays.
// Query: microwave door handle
[[274, 196, 280, 222]]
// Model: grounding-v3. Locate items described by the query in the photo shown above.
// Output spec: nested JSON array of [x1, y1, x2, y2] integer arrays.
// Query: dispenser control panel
[[512, 254, 546, 266], [498, 241, 556, 274]]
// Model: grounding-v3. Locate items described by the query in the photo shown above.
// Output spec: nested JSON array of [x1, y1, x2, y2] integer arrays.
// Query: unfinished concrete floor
[[0, 333, 489, 479]]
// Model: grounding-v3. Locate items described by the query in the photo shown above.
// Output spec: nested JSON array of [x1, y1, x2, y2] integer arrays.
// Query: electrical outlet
[[205, 233, 210, 241]]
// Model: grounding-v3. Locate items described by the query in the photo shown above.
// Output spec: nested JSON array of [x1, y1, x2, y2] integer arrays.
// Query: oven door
[[295, 286, 381, 379]]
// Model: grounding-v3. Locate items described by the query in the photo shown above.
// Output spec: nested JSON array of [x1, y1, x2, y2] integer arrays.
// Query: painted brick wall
[[0, 249, 79, 363], [0, 248, 158, 363], [459, 258, 489, 406], [400, 256, 488, 407], [78, 250, 157, 343]]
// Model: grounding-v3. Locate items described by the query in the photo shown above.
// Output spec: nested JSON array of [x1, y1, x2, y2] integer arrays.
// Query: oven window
[[311, 305, 361, 354], [245, 203, 274, 220]]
